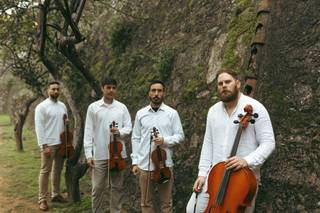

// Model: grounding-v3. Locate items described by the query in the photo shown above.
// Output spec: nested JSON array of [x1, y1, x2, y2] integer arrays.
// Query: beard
[[219, 87, 239, 103], [150, 96, 163, 105], [49, 93, 59, 101]]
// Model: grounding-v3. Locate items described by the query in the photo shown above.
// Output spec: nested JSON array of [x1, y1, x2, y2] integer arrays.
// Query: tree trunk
[[59, 81, 88, 202], [14, 96, 38, 151]]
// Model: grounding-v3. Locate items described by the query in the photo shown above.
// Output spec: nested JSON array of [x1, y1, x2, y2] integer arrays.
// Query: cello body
[[204, 162, 257, 213], [204, 105, 259, 213]]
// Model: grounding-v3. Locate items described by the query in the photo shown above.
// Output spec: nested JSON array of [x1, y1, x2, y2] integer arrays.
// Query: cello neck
[[229, 123, 243, 157]]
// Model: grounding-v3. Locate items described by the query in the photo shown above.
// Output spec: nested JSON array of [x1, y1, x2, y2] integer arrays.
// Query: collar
[[147, 102, 166, 112], [98, 98, 115, 108]]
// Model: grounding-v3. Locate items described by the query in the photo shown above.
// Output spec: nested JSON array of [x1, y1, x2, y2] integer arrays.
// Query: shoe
[[39, 200, 49, 211], [51, 194, 68, 203]]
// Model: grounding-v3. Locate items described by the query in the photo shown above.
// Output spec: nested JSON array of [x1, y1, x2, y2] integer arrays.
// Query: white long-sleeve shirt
[[131, 103, 184, 171], [198, 93, 275, 180], [83, 99, 132, 160], [34, 98, 67, 146]]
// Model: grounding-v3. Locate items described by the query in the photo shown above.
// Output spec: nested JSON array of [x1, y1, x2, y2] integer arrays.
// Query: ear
[[236, 79, 241, 90]]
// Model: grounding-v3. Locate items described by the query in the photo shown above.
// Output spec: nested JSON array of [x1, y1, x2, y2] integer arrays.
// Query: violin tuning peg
[[253, 113, 259, 118], [233, 120, 240, 124], [238, 114, 243, 118], [250, 119, 255, 124]]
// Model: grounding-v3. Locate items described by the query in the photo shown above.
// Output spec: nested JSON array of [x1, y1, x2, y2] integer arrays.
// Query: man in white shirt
[[186, 69, 275, 213], [131, 80, 184, 213], [35, 81, 68, 211], [84, 77, 132, 213]]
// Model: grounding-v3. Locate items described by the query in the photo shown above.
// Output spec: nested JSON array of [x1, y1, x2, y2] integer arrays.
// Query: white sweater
[[35, 98, 67, 146]]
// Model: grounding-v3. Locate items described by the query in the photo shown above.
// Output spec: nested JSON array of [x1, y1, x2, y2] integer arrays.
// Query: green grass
[[0, 114, 91, 212], [0, 114, 11, 126]]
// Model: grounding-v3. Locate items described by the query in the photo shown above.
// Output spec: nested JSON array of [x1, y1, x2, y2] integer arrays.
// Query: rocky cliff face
[[84, 0, 320, 212], [255, 0, 320, 211]]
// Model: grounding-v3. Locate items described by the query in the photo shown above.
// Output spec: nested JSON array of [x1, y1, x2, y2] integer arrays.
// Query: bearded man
[[131, 80, 184, 213], [35, 81, 68, 211], [186, 69, 275, 213]]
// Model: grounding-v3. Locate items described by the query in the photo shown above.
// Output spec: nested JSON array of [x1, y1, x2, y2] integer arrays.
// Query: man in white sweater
[[186, 69, 275, 213], [84, 77, 132, 213], [35, 81, 68, 211]]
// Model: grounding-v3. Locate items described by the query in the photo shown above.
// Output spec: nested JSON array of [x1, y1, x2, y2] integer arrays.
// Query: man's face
[[217, 73, 240, 103], [101, 84, 117, 100], [149, 83, 165, 105], [47, 84, 60, 101]]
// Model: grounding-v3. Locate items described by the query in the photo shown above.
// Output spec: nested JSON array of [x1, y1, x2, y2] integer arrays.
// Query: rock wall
[[255, 0, 320, 211]]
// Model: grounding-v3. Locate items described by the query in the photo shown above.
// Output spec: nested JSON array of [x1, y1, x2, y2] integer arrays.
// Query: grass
[[0, 114, 91, 212], [0, 114, 11, 126]]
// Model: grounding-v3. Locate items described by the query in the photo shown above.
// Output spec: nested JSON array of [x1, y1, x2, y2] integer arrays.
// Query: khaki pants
[[92, 160, 125, 213], [138, 168, 174, 213], [39, 144, 64, 202]]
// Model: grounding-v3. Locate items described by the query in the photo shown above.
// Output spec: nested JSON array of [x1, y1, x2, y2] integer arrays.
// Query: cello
[[204, 105, 258, 213], [108, 121, 126, 171], [151, 127, 171, 184], [59, 114, 75, 158]]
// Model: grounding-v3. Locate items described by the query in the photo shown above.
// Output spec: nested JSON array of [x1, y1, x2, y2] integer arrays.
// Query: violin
[[204, 105, 259, 213], [108, 121, 126, 171], [59, 114, 75, 158], [151, 127, 171, 184]]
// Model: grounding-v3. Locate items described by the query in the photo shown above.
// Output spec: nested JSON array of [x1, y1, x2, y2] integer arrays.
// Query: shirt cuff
[[131, 157, 138, 165], [198, 170, 208, 177], [244, 155, 255, 168], [84, 148, 93, 159]]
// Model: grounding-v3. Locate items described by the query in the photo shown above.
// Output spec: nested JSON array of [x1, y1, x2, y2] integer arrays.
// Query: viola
[[204, 105, 259, 213], [59, 114, 75, 158], [151, 127, 171, 184], [108, 121, 126, 171]]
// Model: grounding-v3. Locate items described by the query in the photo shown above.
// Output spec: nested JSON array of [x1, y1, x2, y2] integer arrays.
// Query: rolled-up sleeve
[[131, 113, 141, 165], [119, 106, 132, 137], [83, 105, 94, 159], [244, 106, 275, 168], [198, 110, 214, 177], [35, 105, 46, 146], [163, 111, 185, 147]]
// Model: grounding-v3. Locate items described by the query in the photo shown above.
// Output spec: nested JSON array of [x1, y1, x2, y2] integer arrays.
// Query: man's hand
[[87, 158, 94, 168], [225, 156, 248, 171], [42, 144, 51, 157], [193, 176, 206, 193], [153, 136, 164, 145], [132, 165, 140, 176]]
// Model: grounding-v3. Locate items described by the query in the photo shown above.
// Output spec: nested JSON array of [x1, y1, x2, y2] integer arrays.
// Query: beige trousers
[[38, 144, 64, 202], [92, 160, 125, 213], [138, 168, 174, 213]]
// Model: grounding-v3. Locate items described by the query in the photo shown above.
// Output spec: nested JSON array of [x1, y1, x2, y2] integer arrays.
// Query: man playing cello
[[186, 69, 275, 213]]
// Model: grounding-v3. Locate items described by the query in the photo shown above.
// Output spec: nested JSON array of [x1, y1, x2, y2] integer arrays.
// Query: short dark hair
[[101, 77, 117, 87], [48, 81, 60, 87], [149, 80, 165, 91], [215, 68, 239, 80]]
